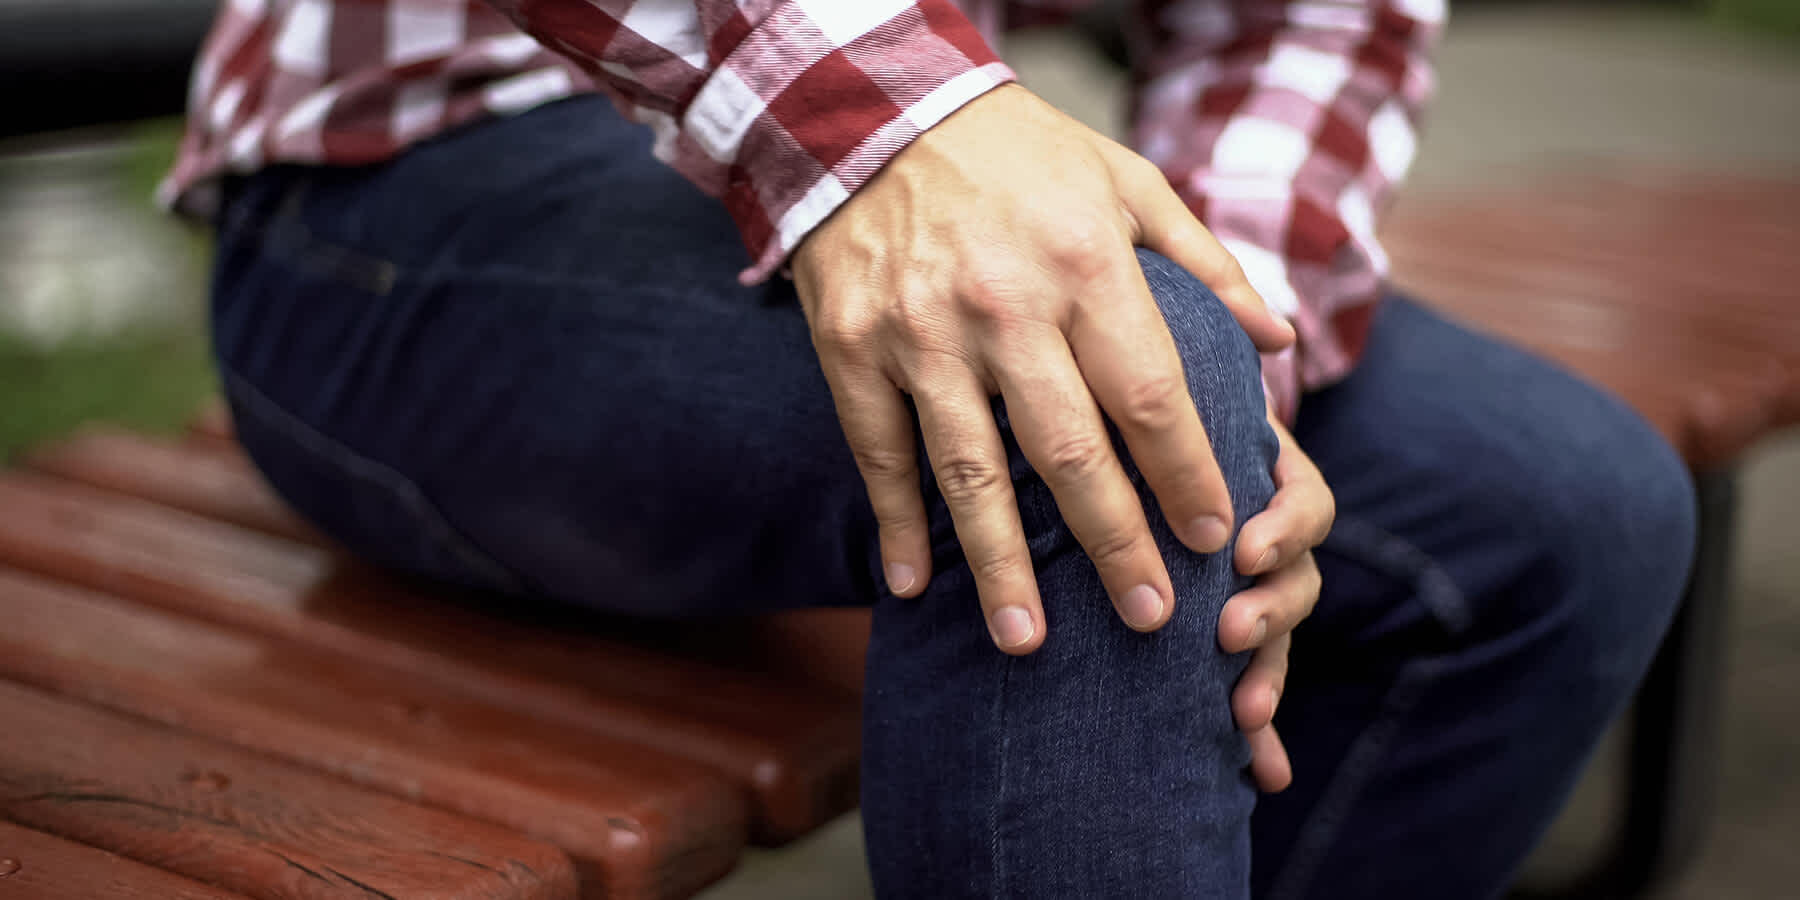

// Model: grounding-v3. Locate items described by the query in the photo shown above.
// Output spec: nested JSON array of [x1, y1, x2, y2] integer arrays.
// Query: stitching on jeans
[[989, 656, 1015, 896], [221, 367, 527, 594], [1260, 512, 1471, 899], [233, 176, 402, 297], [1320, 515, 1474, 636], [1264, 656, 1444, 900]]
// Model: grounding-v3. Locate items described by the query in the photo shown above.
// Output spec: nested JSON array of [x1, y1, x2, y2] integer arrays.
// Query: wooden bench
[[0, 426, 865, 896], [0, 166, 1791, 898]]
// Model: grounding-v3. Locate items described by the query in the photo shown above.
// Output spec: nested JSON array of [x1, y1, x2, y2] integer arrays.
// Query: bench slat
[[0, 566, 744, 898], [1386, 170, 1800, 468], [25, 427, 322, 545], [0, 820, 248, 899], [0, 679, 578, 900], [0, 473, 860, 843]]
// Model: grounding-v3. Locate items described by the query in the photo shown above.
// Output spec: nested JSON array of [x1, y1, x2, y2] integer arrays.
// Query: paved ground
[[701, 7, 1800, 899]]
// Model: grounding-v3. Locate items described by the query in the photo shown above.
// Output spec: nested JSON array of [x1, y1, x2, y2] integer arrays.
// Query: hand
[[792, 84, 1294, 654], [1219, 411, 1334, 792]]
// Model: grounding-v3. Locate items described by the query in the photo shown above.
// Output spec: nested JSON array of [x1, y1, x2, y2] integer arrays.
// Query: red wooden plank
[[0, 566, 745, 898], [1386, 171, 1800, 467], [30, 425, 878, 695], [187, 398, 236, 448], [24, 427, 322, 545], [0, 820, 248, 899], [0, 679, 578, 900], [0, 473, 861, 843]]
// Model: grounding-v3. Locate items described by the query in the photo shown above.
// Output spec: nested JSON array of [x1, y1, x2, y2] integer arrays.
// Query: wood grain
[[0, 472, 861, 843], [1386, 169, 1800, 468], [0, 820, 248, 899], [0, 566, 745, 898], [0, 680, 578, 900], [25, 427, 322, 545]]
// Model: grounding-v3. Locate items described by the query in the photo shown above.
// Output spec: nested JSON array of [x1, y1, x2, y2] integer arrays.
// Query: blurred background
[[0, 0, 1793, 898]]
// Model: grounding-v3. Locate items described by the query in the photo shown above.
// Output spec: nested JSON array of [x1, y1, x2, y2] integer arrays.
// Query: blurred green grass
[[0, 329, 216, 461], [0, 118, 215, 462], [1710, 0, 1800, 39]]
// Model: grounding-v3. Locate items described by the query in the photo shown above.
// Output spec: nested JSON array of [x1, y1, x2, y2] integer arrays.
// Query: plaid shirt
[[162, 0, 1445, 419]]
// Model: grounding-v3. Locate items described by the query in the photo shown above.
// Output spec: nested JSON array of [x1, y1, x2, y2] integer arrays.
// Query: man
[[164, 1, 1697, 896]]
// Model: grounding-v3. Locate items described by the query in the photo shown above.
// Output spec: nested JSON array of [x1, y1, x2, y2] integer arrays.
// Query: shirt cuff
[[692, 0, 1014, 284]]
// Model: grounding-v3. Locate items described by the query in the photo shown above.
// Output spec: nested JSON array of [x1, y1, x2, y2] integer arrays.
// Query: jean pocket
[[222, 369, 524, 596], [1313, 514, 1474, 640], [234, 173, 403, 298]]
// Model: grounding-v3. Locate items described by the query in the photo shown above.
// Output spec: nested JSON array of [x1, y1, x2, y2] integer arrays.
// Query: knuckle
[[1044, 220, 1121, 280], [1318, 492, 1339, 536], [852, 443, 918, 484], [1082, 526, 1143, 572], [934, 454, 1007, 506], [888, 289, 953, 347], [1037, 429, 1113, 484], [1116, 373, 1192, 432], [1219, 251, 1251, 288], [1298, 558, 1323, 613], [954, 270, 1030, 327], [969, 549, 1026, 585], [813, 309, 875, 354], [1120, 152, 1164, 185]]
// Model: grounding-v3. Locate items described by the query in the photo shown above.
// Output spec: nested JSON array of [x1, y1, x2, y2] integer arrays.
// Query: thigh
[[212, 96, 876, 616], [1251, 295, 1695, 900], [215, 113, 1282, 893]]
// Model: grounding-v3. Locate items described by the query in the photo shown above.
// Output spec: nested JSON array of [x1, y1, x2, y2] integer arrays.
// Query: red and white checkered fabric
[[162, 0, 1445, 420]]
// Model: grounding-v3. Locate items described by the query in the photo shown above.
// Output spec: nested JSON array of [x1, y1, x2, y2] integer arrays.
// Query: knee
[[1133, 249, 1277, 515], [1136, 249, 1266, 421], [1500, 392, 1696, 686], [1542, 393, 1696, 599]]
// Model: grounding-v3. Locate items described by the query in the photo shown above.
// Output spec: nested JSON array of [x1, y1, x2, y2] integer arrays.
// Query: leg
[[209, 96, 1278, 896], [860, 249, 1277, 897], [1249, 296, 1698, 900]]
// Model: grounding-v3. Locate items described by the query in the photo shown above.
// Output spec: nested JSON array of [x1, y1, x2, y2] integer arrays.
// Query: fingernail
[[1185, 515, 1230, 552], [1121, 584, 1165, 630], [1253, 547, 1278, 574], [1249, 617, 1268, 647], [886, 562, 916, 594], [990, 606, 1036, 649]]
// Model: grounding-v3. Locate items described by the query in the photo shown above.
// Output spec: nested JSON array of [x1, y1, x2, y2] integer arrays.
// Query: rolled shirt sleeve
[[488, 0, 1018, 284]]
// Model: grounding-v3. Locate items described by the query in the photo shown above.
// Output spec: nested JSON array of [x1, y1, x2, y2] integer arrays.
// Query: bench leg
[[1613, 467, 1737, 895]]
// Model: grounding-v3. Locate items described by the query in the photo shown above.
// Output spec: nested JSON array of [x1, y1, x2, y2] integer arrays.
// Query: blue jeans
[[209, 95, 1696, 899]]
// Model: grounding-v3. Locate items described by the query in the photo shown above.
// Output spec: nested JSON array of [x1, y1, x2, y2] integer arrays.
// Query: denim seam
[[1259, 512, 1471, 897], [255, 216, 751, 313], [1263, 655, 1446, 900], [234, 177, 402, 297], [988, 657, 1016, 897], [1319, 515, 1474, 636], [238, 173, 736, 304], [221, 367, 527, 594]]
